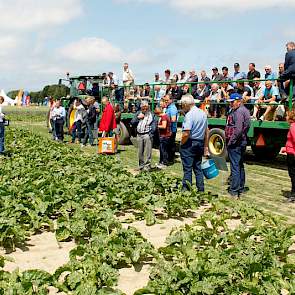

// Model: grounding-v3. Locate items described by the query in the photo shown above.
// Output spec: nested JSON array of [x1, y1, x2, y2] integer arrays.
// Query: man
[[180, 94, 208, 191], [123, 62, 135, 97], [154, 73, 163, 84], [99, 96, 117, 136], [179, 71, 187, 83], [280, 41, 295, 97], [225, 93, 250, 197], [0, 96, 5, 155], [206, 83, 222, 117], [220, 80, 235, 100], [164, 69, 172, 84], [71, 98, 87, 144], [52, 99, 66, 141], [264, 65, 277, 82], [212, 67, 223, 81], [252, 80, 280, 121], [222, 66, 231, 80], [253, 77, 266, 102], [236, 81, 252, 106], [247, 63, 261, 87], [278, 63, 288, 99], [131, 100, 156, 171], [164, 94, 178, 163], [200, 70, 211, 84], [186, 69, 198, 93], [108, 72, 119, 86], [232, 63, 247, 83]]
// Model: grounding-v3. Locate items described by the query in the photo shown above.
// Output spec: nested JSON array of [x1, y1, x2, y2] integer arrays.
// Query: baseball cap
[[229, 93, 242, 102], [155, 72, 159, 76], [234, 63, 240, 67], [212, 67, 218, 71]]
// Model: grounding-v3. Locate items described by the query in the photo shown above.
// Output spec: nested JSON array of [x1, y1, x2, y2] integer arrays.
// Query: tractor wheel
[[208, 128, 228, 159], [251, 145, 280, 160], [118, 122, 130, 145]]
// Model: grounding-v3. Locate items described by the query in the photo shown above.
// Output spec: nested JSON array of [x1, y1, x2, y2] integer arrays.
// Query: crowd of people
[[101, 44, 295, 122]]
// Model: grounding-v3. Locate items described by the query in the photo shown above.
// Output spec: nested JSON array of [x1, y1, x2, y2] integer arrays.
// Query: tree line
[[7, 84, 70, 104]]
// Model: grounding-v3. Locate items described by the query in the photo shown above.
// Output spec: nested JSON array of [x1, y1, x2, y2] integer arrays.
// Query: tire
[[208, 128, 228, 159], [251, 145, 280, 160], [118, 121, 130, 145]]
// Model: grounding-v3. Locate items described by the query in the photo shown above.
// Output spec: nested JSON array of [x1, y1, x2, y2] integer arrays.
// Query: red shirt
[[283, 122, 295, 155], [158, 114, 171, 138], [99, 103, 117, 132]]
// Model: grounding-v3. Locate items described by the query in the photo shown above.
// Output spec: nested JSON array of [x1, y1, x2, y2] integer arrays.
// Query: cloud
[[0, 36, 19, 56], [0, 0, 82, 31], [114, 0, 295, 18], [59, 37, 152, 64]]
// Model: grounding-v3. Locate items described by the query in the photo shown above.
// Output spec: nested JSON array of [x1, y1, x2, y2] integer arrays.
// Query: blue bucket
[[201, 159, 219, 179]]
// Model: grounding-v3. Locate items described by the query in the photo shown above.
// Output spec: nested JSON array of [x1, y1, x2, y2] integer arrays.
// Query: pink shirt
[[283, 122, 295, 155]]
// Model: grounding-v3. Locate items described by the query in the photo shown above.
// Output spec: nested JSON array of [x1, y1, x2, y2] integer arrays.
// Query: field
[[1, 108, 295, 294]]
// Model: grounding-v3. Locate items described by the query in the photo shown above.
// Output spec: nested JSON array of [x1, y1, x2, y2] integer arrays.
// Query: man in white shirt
[[123, 63, 135, 99], [52, 99, 66, 141]]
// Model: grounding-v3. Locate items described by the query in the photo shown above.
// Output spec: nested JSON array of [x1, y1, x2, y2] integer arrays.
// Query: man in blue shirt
[[164, 94, 178, 163], [180, 94, 209, 191], [232, 63, 246, 87]]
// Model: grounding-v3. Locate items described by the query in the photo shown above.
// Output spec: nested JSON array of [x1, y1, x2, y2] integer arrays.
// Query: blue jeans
[[72, 120, 82, 143], [180, 139, 204, 192], [159, 137, 169, 165], [0, 123, 4, 154], [227, 145, 246, 195], [83, 121, 94, 145]]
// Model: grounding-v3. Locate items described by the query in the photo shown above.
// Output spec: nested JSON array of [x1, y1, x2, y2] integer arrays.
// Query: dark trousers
[[287, 154, 295, 195], [0, 123, 4, 154], [168, 131, 176, 162], [83, 121, 94, 145], [72, 120, 82, 143], [54, 119, 64, 141], [159, 137, 169, 165], [228, 145, 246, 195], [50, 119, 56, 139], [180, 139, 204, 192]]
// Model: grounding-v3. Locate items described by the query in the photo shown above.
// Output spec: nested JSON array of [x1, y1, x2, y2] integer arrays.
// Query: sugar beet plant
[[0, 128, 295, 294]]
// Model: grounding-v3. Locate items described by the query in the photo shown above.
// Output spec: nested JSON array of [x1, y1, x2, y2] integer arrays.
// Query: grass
[[9, 116, 295, 224]]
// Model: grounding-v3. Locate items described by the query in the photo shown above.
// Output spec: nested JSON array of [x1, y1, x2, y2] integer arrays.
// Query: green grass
[[8, 120, 295, 224]]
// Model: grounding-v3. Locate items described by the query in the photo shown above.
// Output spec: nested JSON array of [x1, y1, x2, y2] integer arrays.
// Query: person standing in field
[[0, 96, 5, 155], [180, 94, 209, 192], [164, 94, 178, 164], [99, 97, 117, 137], [154, 106, 171, 169], [225, 93, 250, 198], [52, 99, 66, 141], [71, 98, 86, 144], [82, 97, 97, 146], [281, 109, 295, 202], [131, 100, 156, 171]]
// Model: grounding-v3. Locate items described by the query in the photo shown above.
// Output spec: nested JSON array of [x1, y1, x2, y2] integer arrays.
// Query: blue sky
[[0, 0, 294, 91]]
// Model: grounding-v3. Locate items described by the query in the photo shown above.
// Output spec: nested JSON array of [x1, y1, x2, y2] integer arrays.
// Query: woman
[[52, 99, 66, 141], [154, 106, 171, 169], [282, 109, 295, 202]]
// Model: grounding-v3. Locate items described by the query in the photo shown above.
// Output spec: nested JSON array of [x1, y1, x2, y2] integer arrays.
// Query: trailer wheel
[[118, 122, 130, 145], [208, 128, 227, 158], [251, 145, 280, 159]]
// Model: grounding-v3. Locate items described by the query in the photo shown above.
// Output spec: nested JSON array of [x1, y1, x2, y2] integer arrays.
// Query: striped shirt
[[137, 112, 153, 134]]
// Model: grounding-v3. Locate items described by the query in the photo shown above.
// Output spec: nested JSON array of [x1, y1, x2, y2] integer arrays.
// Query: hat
[[229, 93, 242, 102], [155, 72, 159, 76], [234, 63, 240, 67], [212, 67, 218, 71]]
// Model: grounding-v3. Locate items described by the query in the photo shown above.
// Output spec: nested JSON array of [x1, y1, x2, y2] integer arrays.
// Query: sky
[[0, 0, 294, 91]]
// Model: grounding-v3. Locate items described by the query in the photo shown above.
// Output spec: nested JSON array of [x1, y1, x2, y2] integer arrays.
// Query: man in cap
[[225, 93, 250, 198], [233, 63, 246, 81]]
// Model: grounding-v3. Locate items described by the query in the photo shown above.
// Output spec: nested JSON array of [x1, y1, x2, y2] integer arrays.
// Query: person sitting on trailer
[[206, 83, 222, 118], [252, 80, 280, 121], [235, 81, 253, 109]]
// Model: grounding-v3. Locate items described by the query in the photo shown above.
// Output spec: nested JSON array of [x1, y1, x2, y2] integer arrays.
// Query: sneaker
[[259, 115, 264, 121], [287, 197, 295, 203], [143, 166, 151, 172], [156, 163, 164, 169]]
